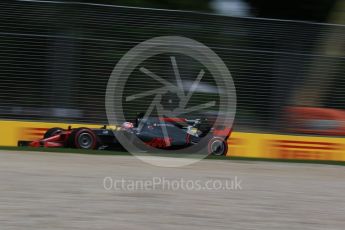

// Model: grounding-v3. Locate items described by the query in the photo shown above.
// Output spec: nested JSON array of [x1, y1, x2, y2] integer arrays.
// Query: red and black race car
[[18, 116, 231, 156]]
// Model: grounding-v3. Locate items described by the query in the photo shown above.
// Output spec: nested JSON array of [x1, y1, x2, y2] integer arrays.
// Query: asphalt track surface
[[0, 150, 344, 230]]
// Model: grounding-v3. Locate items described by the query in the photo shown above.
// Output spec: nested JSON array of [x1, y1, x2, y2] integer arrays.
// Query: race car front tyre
[[44, 127, 63, 139], [68, 128, 98, 149], [208, 137, 228, 156]]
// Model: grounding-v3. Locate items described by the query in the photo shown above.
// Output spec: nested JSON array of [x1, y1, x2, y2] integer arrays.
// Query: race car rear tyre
[[208, 137, 228, 156], [44, 127, 63, 139], [68, 128, 98, 149]]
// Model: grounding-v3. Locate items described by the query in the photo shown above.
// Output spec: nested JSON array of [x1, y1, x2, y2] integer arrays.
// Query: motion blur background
[[0, 0, 344, 134]]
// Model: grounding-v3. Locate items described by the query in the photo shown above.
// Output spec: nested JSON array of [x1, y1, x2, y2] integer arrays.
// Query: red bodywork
[[212, 127, 232, 138], [145, 137, 173, 148], [29, 130, 72, 148]]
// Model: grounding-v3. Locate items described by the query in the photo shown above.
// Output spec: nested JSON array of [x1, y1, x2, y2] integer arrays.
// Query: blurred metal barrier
[[0, 0, 345, 135]]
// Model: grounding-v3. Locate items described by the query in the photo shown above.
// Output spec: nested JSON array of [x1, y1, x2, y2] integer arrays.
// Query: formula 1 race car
[[18, 116, 231, 156]]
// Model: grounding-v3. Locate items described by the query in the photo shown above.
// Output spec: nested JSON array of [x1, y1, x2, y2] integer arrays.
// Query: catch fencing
[[1, 0, 344, 134]]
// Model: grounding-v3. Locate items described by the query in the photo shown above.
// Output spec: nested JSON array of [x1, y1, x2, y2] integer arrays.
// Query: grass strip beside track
[[0, 146, 131, 156], [207, 155, 345, 166], [0, 146, 344, 166]]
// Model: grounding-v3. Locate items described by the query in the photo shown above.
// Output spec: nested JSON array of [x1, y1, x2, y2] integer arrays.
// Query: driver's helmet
[[121, 122, 134, 130]]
